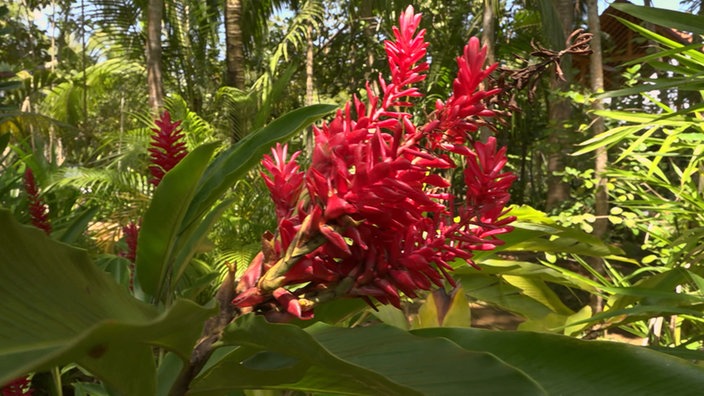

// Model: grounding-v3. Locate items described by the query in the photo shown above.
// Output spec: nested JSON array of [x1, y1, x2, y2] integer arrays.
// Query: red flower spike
[[1, 376, 33, 396], [120, 222, 140, 263], [23, 168, 51, 235], [148, 111, 188, 187], [118, 221, 140, 291], [232, 8, 516, 319], [423, 37, 501, 149], [262, 144, 305, 221]]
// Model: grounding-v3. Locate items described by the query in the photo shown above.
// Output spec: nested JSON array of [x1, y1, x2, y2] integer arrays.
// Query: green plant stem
[[51, 366, 63, 396], [169, 267, 239, 396]]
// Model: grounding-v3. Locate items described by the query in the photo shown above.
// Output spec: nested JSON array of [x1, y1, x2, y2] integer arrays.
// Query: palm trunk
[[545, 0, 574, 210], [146, 0, 164, 112], [587, 0, 607, 314], [481, 0, 496, 65], [225, 0, 245, 90], [305, 22, 315, 154], [480, 0, 497, 142], [306, 24, 315, 106], [587, 0, 607, 240], [360, 0, 378, 94]]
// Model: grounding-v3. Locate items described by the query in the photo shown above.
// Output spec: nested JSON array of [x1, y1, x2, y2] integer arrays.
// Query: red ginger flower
[[119, 221, 140, 291], [148, 111, 188, 187], [423, 36, 501, 151], [23, 168, 51, 235], [233, 6, 515, 320], [1, 376, 33, 396], [120, 221, 140, 263]]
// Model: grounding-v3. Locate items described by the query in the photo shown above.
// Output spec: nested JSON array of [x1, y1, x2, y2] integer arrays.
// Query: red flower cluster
[[119, 221, 140, 290], [23, 168, 51, 235], [233, 6, 515, 320], [148, 111, 188, 187], [120, 112, 186, 289], [1, 376, 33, 396], [120, 221, 140, 263]]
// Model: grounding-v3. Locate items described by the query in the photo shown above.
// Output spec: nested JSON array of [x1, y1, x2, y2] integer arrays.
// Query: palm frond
[[164, 94, 219, 147], [53, 166, 151, 199]]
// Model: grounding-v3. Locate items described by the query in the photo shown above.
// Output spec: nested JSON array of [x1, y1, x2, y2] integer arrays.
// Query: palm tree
[[544, 0, 576, 210], [586, 0, 607, 313], [146, 0, 164, 112], [225, 0, 245, 89], [482, 0, 497, 65]]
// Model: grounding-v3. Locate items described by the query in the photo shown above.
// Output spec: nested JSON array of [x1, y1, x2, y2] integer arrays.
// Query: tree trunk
[[305, 21, 315, 154], [587, 0, 607, 314], [481, 0, 496, 65], [146, 0, 164, 112], [479, 0, 497, 142], [360, 0, 378, 94], [545, 0, 574, 210], [306, 24, 315, 106], [587, 0, 607, 241], [225, 0, 245, 90]]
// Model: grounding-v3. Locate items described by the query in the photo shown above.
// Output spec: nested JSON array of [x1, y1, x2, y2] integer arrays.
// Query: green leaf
[[574, 125, 643, 155], [466, 259, 598, 292], [0, 132, 10, 153], [55, 206, 99, 244], [596, 77, 704, 100], [156, 352, 184, 396], [373, 304, 411, 329], [183, 104, 337, 229], [412, 327, 704, 395], [171, 198, 236, 288], [308, 297, 369, 325], [191, 315, 418, 395], [502, 275, 574, 316], [414, 286, 471, 328], [472, 208, 622, 262], [611, 15, 704, 65], [308, 322, 544, 395], [191, 315, 544, 395], [608, 268, 698, 310], [563, 305, 593, 336], [136, 142, 218, 299], [612, 3, 704, 36], [0, 209, 215, 394], [455, 272, 558, 321]]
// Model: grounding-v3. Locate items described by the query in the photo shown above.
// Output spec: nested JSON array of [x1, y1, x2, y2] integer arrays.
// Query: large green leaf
[[190, 315, 544, 395], [183, 104, 337, 229], [414, 286, 472, 328], [473, 206, 622, 261], [455, 272, 561, 322], [136, 142, 218, 299], [0, 209, 215, 394], [413, 327, 704, 395], [612, 3, 704, 36]]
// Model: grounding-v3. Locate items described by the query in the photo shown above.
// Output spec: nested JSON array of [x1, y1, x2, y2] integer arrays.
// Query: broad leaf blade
[[192, 316, 545, 395], [184, 104, 337, 229], [612, 3, 704, 36], [191, 315, 418, 395], [0, 209, 215, 394], [413, 327, 704, 395], [308, 323, 544, 395], [136, 142, 218, 298]]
